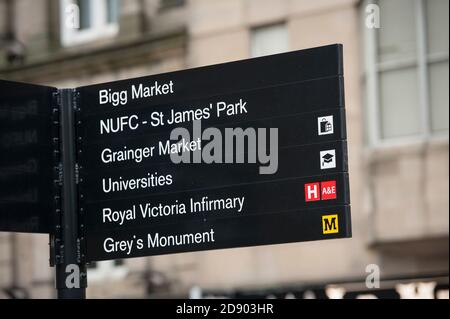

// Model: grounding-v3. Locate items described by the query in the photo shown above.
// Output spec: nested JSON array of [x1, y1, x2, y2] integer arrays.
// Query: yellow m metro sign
[[322, 214, 339, 234]]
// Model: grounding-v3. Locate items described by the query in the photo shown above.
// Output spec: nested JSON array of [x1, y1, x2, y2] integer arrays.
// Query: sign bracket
[[50, 88, 87, 298], [50, 90, 62, 266]]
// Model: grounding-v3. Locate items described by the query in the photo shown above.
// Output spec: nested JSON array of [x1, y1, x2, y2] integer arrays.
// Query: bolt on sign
[[0, 44, 351, 264]]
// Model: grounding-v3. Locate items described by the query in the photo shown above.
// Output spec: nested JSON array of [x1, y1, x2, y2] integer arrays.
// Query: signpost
[[0, 44, 351, 298]]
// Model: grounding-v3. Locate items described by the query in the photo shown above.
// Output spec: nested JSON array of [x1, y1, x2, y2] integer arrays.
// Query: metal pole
[[55, 89, 86, 299]]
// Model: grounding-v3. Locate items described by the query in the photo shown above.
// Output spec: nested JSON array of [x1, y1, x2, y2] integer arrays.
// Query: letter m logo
[[322, 214, 339, 234]]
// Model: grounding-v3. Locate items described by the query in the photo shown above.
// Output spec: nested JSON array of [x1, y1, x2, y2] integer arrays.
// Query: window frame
[[159, 0, 186, 11], [363, 0, 449, 148], [87, 260, 129, 282], [60, 0, 119, 47], [249, 22, 290, 58]]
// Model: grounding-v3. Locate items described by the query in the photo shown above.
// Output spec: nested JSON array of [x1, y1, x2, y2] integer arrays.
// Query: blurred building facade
[[0, 0, 448, 298]]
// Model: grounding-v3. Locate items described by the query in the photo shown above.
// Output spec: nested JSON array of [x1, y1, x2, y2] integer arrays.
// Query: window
[[250, 23, 289, 58], [364, 0, 449, 145], [87, 260, 128, 282], [159, 0, 186, 11], [60, 0, 119, 47]]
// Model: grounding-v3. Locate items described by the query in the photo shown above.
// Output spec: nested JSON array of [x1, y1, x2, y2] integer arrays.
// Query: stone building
[[0, 0, 448, 298]]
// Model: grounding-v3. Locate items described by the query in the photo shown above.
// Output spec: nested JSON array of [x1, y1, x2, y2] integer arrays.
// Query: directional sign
[[84, 173, 350, 232], [88, 206, 351, 261], [73, 44, 351, 261], [0, 80, 57, 233]]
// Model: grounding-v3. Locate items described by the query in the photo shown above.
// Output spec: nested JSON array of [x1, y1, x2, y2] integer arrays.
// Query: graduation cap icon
[[322, 153, 334, 163], [320, 149, 336, 169]]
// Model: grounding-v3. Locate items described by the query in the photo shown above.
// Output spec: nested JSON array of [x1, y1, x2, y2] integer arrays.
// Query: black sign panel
[[81, 107, 347, 168], [85, 173, 350, 233], [77, 44, 351, 261], [81, 141, 348, 201], [0, 80, 56, 233], [78, 76, 344, 140], [87, 206, 351, 261]]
